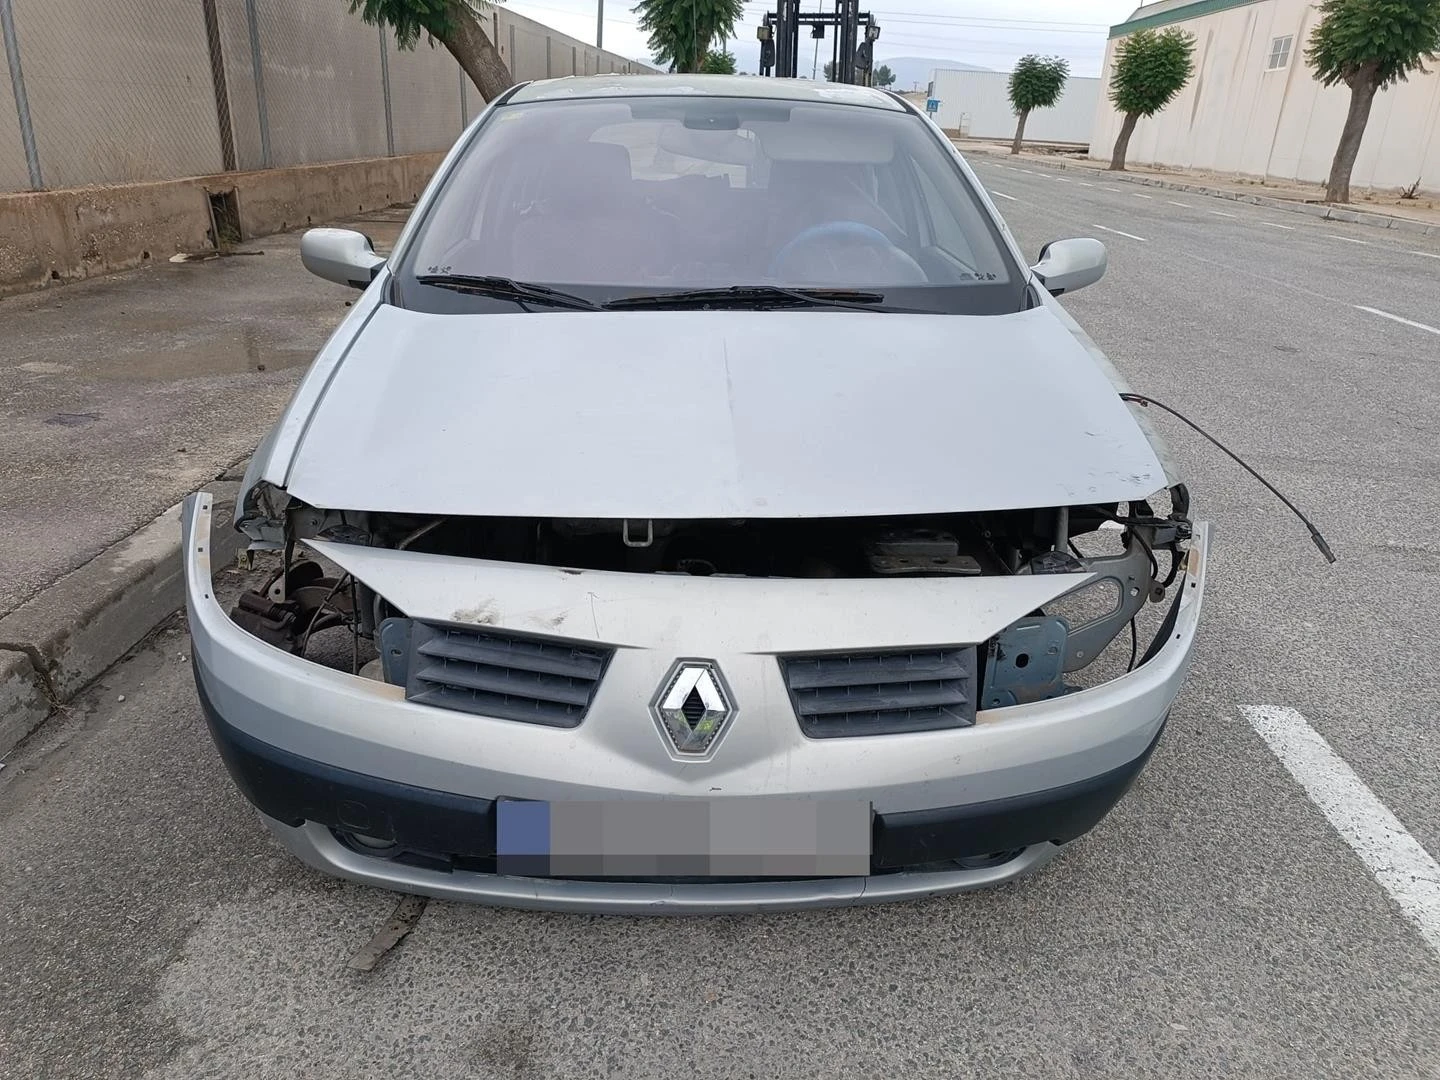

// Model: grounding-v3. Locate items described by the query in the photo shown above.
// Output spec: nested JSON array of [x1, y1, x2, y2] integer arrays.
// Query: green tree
[[823, 59, 836, 81], [1306, 0, 1440, 202], [1007, 54, 1069, 154], [872, 63, 896, 87], [348, 0, 513, 103], [1107, 27, 1196, 171], [701, 49, 737, 74], [635, 0, 743, 73]]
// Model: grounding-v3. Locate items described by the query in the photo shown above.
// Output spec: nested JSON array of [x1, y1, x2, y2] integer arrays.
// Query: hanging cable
[[1120, 392, 1336, 564]]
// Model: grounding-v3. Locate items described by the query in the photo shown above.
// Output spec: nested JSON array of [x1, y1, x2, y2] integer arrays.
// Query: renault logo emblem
[[651, 659, 735, 758]]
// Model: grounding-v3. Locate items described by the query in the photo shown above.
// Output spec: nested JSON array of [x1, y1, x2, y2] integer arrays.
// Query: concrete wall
[[0, 151, 444, 297], [1091, 0, 1440, 192], [0, 0, 656, 193], [932, 69, 1101, 144]]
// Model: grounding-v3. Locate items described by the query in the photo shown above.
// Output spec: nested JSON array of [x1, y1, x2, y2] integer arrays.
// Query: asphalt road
[[3, 162, 1440, 1079]]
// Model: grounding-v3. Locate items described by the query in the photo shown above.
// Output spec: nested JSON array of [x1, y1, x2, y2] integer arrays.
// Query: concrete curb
[[0, 480, 246, 760], [956, 145, 1440, 238]]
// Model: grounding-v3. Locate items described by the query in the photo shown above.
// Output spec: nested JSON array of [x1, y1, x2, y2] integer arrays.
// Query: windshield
[[399, 96, 1025, 315]]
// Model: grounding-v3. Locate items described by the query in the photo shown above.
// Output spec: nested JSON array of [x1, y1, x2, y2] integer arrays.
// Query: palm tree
[[634, 0, 744, 73], [348, 0, 512, 102]]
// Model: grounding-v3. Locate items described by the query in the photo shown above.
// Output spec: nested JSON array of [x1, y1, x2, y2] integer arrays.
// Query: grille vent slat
[[405, 621, 611, 728], [780, 648, 977, 737]]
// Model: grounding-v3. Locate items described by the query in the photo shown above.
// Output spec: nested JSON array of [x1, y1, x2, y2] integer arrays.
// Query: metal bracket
[[622, 519, 655, 548]]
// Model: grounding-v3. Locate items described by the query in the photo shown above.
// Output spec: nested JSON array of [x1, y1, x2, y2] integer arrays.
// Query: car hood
[[283, 305, 1166, 518]]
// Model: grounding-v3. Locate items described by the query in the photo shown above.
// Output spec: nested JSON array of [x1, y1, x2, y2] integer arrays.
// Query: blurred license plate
[[495, 798, 872, 878]]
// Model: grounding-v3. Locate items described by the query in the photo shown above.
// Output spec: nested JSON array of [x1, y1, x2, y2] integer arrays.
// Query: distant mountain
[[878, 56, 993, 92]]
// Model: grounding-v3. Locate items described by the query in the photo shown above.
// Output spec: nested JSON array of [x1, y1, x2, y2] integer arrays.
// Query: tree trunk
[[1109, 112, 1139, 171], [1010, 109, 1029, 155], [442, 5, 515, 104], [1325, 69, 1380, 203]]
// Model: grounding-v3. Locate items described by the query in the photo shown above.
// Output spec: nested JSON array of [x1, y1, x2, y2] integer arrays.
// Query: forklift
[[756, 0, 881, 85]]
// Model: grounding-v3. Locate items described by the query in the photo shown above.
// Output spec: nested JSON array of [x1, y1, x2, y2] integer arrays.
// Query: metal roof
[[1110, 0, 1266, 38], [506, 74, 906, 110]]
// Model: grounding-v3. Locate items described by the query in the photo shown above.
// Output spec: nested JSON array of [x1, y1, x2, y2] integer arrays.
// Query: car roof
[[506, 74, 907, 111]]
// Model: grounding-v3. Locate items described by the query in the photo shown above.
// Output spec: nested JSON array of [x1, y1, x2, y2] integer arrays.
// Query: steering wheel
[[768, 220, 927, 284]]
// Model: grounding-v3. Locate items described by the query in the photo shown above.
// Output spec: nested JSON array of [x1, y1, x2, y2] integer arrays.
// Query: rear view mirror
[[300, 228, 386, 289], [655, 125, 759, 166], [1031, 237, 1107, 296]]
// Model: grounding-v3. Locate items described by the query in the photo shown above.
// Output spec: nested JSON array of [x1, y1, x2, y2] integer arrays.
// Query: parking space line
[[1078, 182, 1095, 187], [1090, 223, 1148, 241], [1260, 221, 1295, 230], [1167, 200, 1192, 207], [1054, 177, 1071, 183], [1325, 233, 1368, 244], [1209, 210, 1238, 218], [1356, 305, 1440, 336], [1408, 250, 1440, 259], [1132, 192, 1153, 199], [1243, 705, 1440, 957], [990, 190, 1018, 201]]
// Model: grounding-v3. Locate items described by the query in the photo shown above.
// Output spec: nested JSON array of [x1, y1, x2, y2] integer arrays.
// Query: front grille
[[779, 647, 978, 737], [401, 620, 612, 728]]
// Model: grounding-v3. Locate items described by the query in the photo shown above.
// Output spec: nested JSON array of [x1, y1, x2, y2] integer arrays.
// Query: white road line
[[1101, 185, 1124, 192], [1132, 192, 1153, 199], [1260, 221, 1295, 230], [1325, 233, 1368, 244], [1408, 250, 1440, 260], [990, 190, 1019, 201], [1208, 209, 1238, 218], [1078, 182, 1095, 187], [1243, 705, 1440, 958], [1054, 177, 1072, 183], [1167, 200, 1192, 207], [1017, 169, 1037, 175], [1090, 223, 1148, 242], [1355, 305, 1440, 336]]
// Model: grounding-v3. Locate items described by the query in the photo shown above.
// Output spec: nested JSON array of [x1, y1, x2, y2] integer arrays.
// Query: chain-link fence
[[0, 0, 654, 193]]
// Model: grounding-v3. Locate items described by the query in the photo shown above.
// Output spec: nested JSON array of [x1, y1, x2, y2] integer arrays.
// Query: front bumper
[[182, 493, 1209, 912]]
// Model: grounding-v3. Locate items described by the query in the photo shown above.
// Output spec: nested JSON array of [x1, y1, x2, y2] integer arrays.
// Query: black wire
[[298, 573, 351, 658], [1121, 392, 1336, 563], [350, 577, 360, 675], [1131, 526, 1160, 583], [1126, 618, 1138, 672], [1158, 546, 1181, 590]]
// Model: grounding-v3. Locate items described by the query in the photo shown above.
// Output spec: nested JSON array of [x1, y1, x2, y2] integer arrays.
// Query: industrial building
[[1091, 0, 1440, 192], [929, 69, 1100, 145]]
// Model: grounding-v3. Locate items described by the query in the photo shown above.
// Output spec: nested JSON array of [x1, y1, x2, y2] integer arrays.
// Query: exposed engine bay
[[231, 483, 1194, 711]]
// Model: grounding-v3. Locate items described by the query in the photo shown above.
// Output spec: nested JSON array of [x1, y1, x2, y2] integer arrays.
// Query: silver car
[[184, 74, 1208, 913]]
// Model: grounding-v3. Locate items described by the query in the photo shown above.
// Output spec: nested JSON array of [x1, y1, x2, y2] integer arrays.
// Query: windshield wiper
[[413, 274, 600, 311], [603, 285, 902, 312]]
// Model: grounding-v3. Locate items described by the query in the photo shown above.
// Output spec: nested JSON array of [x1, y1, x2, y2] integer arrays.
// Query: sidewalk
[[955, 139, 1440, 236], [0, 207, 410, 755]]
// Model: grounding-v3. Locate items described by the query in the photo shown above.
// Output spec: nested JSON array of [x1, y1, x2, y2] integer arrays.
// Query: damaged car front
[[183, 75, 1208, 913]]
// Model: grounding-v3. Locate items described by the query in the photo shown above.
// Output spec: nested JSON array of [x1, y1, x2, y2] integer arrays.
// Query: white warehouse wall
[[1090, 0, 1440, 192], [930, 69, 1101, 145]]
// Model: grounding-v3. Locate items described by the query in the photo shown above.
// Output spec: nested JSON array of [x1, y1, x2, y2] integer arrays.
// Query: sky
[[501, 0, 1148, 80]]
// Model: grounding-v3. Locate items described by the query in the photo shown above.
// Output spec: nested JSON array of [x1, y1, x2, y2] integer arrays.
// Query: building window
[[1267, 34, 1293, 70]]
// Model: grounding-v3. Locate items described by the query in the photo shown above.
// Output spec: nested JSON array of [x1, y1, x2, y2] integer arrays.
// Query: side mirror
[[300, 228, 386, 289], [1031, 237, 1107, 296]]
